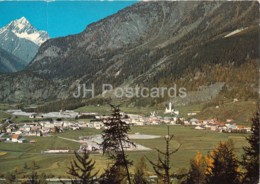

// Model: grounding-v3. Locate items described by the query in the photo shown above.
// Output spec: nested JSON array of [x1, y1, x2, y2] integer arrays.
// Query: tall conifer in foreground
[[133, 156, 149, 184], [185, 152, 207, 184], [206, 140, 240, 184], [147, 126, 181, 184], [61, 150, 98, 184], [100, 104, 134, 184], [241, 107, 259, 184]]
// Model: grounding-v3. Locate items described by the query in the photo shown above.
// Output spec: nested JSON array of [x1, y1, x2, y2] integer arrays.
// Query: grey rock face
[[0, 47, 26, 73]]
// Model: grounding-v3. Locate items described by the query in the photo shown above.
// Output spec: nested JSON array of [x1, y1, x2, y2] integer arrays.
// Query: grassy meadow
[[0, 125, 248, 177]]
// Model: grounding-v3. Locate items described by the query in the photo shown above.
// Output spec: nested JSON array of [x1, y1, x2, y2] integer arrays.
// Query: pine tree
[[61, 150, 98, 184], [206, 140, 240, 184], [185, 152, 207, 184], [101, 105, 134, 184], [147, 126, 181, 184], [241, 107, 259, 184], [24, 162, 28, 170], [23, 171, 47, 184], [99, 163, 126, 184], [4, 172, 17, 184], [133, 156, 149, 184]]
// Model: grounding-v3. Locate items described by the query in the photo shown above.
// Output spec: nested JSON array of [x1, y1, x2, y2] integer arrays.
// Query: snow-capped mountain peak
[[0, 17, 50, 64], [0, 17, 49, 46]]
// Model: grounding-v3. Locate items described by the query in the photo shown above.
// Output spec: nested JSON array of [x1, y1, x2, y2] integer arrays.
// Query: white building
[[165, 102, 179, 115], [195, 126, 205, 130], [11, 134, 20, 142]]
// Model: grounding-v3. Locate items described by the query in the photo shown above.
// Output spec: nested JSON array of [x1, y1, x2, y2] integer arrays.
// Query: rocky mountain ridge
[[0, 1, 258, 105]]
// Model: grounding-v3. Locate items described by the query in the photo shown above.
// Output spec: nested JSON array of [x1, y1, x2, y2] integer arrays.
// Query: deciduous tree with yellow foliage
[[205, 140, 241, 184]]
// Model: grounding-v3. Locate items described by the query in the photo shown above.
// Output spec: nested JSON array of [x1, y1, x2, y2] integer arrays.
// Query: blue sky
[[0, 1, 137, 38]]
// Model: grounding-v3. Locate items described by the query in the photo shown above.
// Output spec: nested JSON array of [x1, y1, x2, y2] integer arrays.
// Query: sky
[[0, 1, 137, 38]]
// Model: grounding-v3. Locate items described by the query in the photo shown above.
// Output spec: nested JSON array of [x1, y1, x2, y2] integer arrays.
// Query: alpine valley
[[0, 1, 258, 120]]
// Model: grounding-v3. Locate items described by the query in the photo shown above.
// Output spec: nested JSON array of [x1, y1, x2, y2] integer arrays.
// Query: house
[[14, 131, 22, 135], [6, 124, 17, 133], [187, 112, 197, 116], [88, 121, 104, 129], [169, 121, 177, 125], [190, 118, 199, 123], [6, 127, 12, 133], [29, 113, 44, 119], [210, 125, 218, 131], [0, 137, 6, 142], [226, 124, 237, 130], [18, 138, 26, 143], [131, 119, 144, 126], [31, 126, 42, 131], [3, 135, 11, 141], [27, 130, 42, 136], [226, 119, 233, 123], [44, 122, 55, 128], [41, 127, 50, 134], [29, 113, 37, 118], [12, 134, 20, 142], [184, 120, 190, 125], [44, 149, 69, 153], [20, 125, 31, 132], [151, 121, 159, 125], [190, 118, 199, 126], [54, 121, 63, 128], [195, 126, 205, 130], [71, 126, 80, 130]]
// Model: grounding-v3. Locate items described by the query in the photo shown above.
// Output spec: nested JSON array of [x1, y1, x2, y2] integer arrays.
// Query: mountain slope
[[0, 1, 259, 104], [0, 48, 26, 73], [0, 17, 49, 64]]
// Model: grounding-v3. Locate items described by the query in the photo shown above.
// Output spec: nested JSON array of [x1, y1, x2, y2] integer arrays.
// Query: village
[[0, 102, 251, 146]]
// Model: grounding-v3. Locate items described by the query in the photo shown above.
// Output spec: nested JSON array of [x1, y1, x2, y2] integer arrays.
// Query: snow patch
[[14, 31, 46, 45], [0, 17, 49, 46], [223, 27, 248, 38], [115, 70, 121, 77]]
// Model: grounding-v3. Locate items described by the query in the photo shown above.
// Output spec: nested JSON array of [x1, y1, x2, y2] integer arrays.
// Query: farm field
[[0, 125, 248, 177]]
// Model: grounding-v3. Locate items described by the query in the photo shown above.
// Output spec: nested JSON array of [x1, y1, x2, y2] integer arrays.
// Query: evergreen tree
[[61, 150, 98, 184], [99, 163, 126, 184], [185, 152, 207, 184], [133, 156, 149, 184], [30, 160, 39, 170], [101, 105, 134, 184], [4, 172, 17, 184], [241, 107, 259, 184], [23, 171, 47, 184], [147, 126, 181, 184], [24, 162, 29, 170], [206, 140, 240, 184]]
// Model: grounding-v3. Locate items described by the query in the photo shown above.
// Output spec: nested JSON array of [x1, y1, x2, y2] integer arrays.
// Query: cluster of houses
[[121, 113, 251, 133], [0, 133, 27, 143], [0, 104, 252, 144], [0, 119, 103, 139], [187, 118, 251, 133]]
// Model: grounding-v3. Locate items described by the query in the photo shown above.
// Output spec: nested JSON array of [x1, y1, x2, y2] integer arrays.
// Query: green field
[[197, 100, 257, 125], [0, 111, 10, 122], [74, 100, 257, 126], [75, 104, 161, 116], [0, 125, 248, 177]]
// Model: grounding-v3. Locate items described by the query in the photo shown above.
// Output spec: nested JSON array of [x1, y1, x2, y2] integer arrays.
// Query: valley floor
[[0, 125, 248, 177]]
